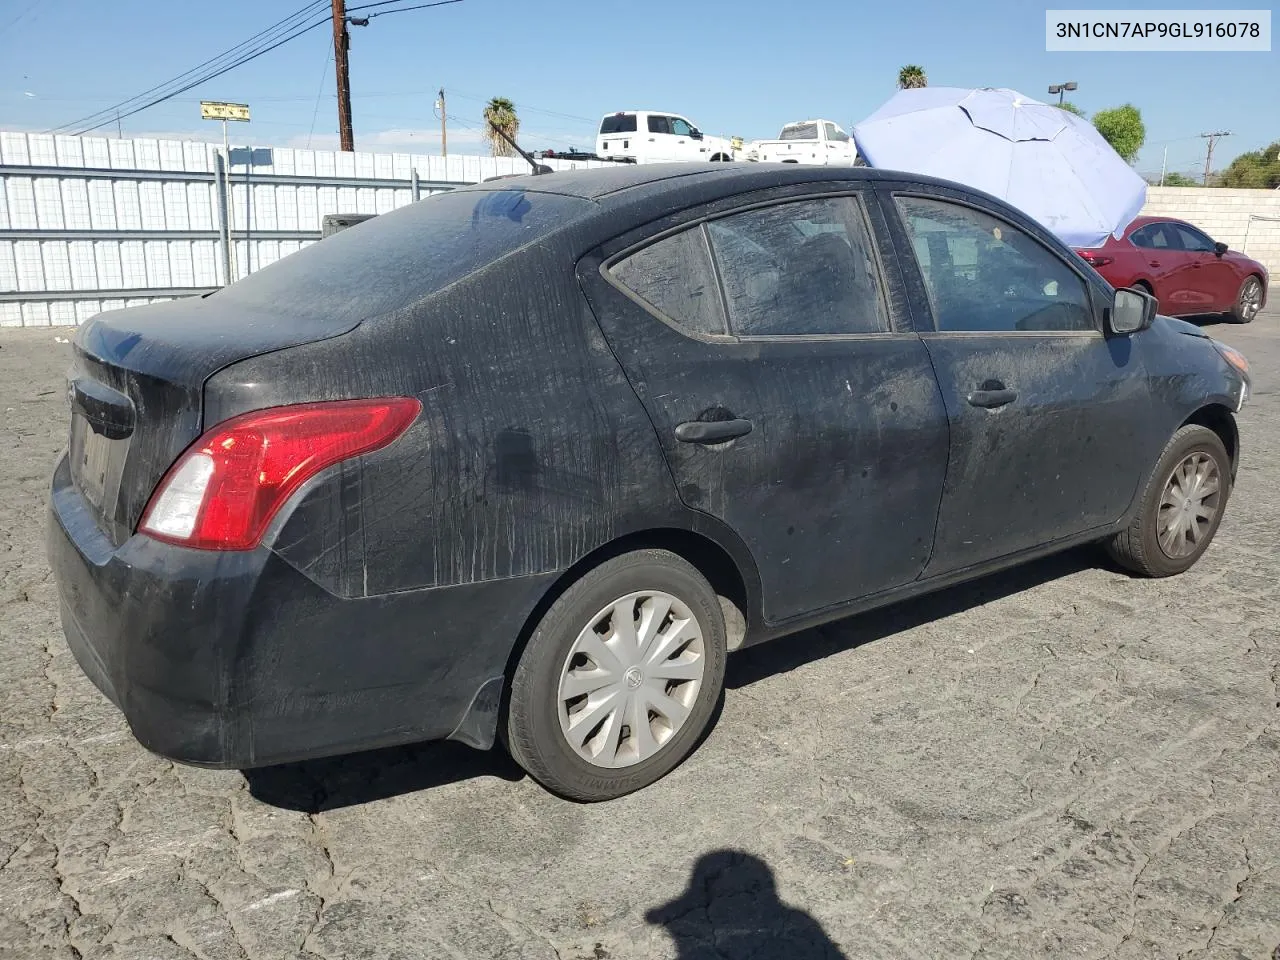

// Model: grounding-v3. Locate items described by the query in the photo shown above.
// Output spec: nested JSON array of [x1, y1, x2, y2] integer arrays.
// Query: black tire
[[1229, 275, 1264, 324], [505, 549, 727, 801], [1106, 425, 1232, 577]]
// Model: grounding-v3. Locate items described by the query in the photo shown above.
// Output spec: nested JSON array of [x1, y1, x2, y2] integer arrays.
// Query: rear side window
[[648, 115, 672, 135], [1131, 223, 1180, 249], [610, 229, 725, 336], [600, 114, 637, 134], [706, 197, 889, 337]]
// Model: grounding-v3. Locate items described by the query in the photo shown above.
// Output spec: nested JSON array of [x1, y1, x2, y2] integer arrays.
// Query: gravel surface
[[1, 314, 1278, 960]]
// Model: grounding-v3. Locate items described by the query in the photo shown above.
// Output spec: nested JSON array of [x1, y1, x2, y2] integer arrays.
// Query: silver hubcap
[[1157, 452, 1222, 559], [557, 591, 705, 769], [1240, 279, 1262, 321]]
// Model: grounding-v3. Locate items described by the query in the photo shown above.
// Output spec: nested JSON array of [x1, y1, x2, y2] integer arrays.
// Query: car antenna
[[487, 120, 553, 176]]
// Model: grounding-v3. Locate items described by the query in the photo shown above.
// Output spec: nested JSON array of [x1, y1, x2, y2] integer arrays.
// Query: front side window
[[706, 197, 889, 337], [647, 115, 672, 135], [897, 196, 1094, 333], [609, 228, 725, 337], [1175, 224, 1215, 253], [824, 122, 851, 143], [670, 118, 694, 137]]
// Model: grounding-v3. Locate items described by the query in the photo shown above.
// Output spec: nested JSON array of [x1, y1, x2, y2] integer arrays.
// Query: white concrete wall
[[1140, 187, 1280, 279]]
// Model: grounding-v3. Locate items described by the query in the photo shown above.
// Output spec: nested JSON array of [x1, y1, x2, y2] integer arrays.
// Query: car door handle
[[967, 388, 1017, 409], [1191, 262, 1202, 268], [675, 419, 753, 443], [1149, 260, 1161, 267]]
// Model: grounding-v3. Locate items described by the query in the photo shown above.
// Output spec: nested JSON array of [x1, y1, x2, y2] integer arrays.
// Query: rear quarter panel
[[205, 237, 695, 598]]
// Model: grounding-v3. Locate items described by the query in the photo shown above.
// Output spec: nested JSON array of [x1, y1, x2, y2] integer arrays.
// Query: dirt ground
[[1, 315, 1278, 960]]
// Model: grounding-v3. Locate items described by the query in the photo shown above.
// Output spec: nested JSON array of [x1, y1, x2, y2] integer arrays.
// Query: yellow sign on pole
[[200, 101, 251, 122]]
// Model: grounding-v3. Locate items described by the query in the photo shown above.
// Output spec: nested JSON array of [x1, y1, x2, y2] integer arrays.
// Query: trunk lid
[[67, 296, 361, 547]]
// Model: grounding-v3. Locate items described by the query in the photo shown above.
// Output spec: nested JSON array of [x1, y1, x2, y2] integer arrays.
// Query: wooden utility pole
[[438, 88, 447, 156], [332, 0, 354, 151], [1201, 131, 1230, 185]]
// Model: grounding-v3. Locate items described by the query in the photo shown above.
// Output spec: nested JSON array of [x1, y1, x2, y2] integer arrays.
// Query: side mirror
[[1107, 286, 1156, 335], [690, 128, 704, 140], [1214, 241, 1228, 256]]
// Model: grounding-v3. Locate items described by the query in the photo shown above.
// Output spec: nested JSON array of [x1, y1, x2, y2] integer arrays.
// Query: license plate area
[[69, 414, 116, 514]]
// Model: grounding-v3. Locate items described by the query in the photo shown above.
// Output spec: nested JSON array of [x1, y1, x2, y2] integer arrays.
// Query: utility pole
[[1160, 146, 1167, 186], [1201, 131, 1230, 185], [331, 0, 354, 151], [438, 87, 447, 156]]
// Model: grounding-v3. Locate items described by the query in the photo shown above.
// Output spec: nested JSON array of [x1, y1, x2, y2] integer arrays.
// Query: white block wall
[[1141, 187, 1280, 280], [0, 130, 610, 327]]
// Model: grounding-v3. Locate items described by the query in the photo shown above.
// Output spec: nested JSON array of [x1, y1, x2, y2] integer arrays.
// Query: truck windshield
[[780, 123, 819, 140], [600, 114, 638, 134]]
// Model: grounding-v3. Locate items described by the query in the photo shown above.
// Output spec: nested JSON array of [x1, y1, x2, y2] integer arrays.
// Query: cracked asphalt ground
[[2, 314, 1279, 960]]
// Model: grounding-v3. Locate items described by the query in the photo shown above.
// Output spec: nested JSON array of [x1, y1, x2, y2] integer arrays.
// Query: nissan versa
[[49, 165, 1252, 801]]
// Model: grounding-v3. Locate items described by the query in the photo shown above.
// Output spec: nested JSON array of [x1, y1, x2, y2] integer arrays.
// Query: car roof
[[452, 162, 929, 203]]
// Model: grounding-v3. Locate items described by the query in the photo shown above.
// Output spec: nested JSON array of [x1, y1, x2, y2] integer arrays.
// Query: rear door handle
[[675, 419, 753, 444], [967, 388, 1017, 409]]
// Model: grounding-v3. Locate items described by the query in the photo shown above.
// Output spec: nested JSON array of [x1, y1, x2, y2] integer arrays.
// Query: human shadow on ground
[[646, 850, 848, 959], [249, 547, 1100, 811]]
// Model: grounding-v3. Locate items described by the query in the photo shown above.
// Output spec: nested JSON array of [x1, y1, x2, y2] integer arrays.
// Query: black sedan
[[49, 164, 1252, 801]]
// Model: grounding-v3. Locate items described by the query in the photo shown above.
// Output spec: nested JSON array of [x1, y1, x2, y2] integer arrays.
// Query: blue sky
[[1, 0, 1275, 178]]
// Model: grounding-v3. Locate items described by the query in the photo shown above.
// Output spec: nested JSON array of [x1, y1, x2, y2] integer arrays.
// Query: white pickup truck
[[596, 111, 738, 164], [747, 119, 858, 165]]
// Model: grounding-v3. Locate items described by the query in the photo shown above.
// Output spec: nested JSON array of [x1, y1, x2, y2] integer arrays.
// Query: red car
[[1075, 216, 1268, 323]]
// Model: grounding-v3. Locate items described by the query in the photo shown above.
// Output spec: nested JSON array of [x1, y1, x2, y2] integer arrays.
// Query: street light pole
[[1048, 81, 1078, 106]]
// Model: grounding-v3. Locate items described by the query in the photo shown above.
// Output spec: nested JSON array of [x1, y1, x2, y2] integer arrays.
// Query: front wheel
[[1229, 276, 1264, 324], [505, 550, 727, 801], [1105, 425, 1232, 577]]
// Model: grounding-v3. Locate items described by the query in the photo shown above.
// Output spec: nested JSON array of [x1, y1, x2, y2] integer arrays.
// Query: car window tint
[[600, 114, 636, 134], [670, 118, 693, 137], [824, 122, 850, 142], [1175, 224, 1213, 252], [647, 115, 671, 135], [780, 123, 819, 141], [1132, 223, 1179, 250], [610, 227, 725, 336], [706, 197, 889, 337], [896, 196, 1094, 333]]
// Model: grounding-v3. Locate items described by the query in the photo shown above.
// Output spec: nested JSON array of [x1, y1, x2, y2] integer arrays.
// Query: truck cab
[[596, 111, 736, 164]]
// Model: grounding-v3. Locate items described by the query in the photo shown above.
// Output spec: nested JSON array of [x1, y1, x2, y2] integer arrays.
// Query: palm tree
[[483, 97, 520, 158], [897, 65, 928, 89]]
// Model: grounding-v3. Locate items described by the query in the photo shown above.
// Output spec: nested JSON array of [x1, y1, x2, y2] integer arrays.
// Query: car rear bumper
[[48, 453, 553, 769]]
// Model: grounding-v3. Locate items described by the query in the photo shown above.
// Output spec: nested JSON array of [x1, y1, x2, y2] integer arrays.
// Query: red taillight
[[139, 398, 421, 551], [1077, 250, 1114, 267]]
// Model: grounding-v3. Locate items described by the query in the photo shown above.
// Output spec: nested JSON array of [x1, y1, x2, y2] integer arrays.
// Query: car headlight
[[1212, 340, 1249, 377]]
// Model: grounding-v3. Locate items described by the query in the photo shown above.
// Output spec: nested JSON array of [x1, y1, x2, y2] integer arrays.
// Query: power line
[[50, 0, 330, 134], [70, 12, 338, 135], [0, 0, 47, 34], [306, 45, 335, 148]]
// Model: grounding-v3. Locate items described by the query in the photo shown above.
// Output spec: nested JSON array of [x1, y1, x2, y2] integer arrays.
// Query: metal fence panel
[[0, 130, 612, 325]]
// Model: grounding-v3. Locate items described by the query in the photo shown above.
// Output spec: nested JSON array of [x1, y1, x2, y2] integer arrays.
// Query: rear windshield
[[600, 114, 638, 134], [212, 188, 593, 322], [780, 123, 819, 140]]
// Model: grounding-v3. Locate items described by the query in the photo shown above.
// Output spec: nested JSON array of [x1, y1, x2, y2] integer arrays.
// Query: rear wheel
[[1229, 275, 1264, 324], [505, 550, 727, 801], [1106, 425, 1231, 577]]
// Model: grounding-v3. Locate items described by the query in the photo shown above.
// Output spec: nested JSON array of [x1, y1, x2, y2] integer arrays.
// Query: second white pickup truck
[[747, 120, 858, 165]]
